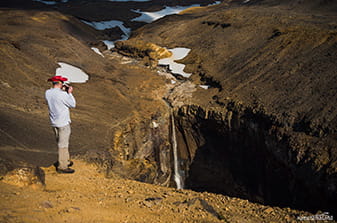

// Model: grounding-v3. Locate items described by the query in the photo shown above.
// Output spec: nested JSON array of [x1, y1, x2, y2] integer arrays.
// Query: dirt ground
[[0, 159, 319, 223]]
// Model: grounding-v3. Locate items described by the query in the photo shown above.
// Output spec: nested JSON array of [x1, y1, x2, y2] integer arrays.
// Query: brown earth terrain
[[0, 0, 336, 221], [1, 159, 317, 223]]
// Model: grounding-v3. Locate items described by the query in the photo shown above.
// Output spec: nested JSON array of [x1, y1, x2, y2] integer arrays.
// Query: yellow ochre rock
[[2, 166, 45, 190], [115, 39, 172, 60]]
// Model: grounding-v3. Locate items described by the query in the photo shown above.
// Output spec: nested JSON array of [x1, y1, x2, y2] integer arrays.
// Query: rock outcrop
[[173, 103, 337, 215], [115, 40, 172, 68], [106, 113, 173, 186], [2, 166, 45, 190]]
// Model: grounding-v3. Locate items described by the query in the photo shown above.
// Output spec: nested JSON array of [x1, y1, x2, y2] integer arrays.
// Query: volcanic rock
[[0, 0, 336, 220], [115, 39, 172, 68], [2, 166, 45, 189], [120, 0, 337, 215]]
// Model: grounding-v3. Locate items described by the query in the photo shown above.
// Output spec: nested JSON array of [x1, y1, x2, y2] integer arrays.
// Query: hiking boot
[[53, 160, 74, 168], [57, 168, 75, 174]]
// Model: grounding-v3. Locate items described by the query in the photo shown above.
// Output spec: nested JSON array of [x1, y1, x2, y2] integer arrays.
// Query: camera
[[62, 83, 70, 92]]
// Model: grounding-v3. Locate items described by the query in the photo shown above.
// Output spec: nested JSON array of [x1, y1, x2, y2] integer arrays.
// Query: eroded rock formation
[[115, 40, 172, 68], [110, 0, 337, 215], [107, 112, 173, 186], [173, 103, 337, 215]]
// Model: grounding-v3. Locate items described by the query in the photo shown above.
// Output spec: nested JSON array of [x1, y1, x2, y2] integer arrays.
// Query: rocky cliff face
[[107, 109, 173, 186], [83, 45, 336, 214], [112, 0, 337, 215], [173, 103, 336, 214]]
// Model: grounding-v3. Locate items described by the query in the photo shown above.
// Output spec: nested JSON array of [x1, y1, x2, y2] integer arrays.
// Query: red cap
[[47, 75, 68, 82]]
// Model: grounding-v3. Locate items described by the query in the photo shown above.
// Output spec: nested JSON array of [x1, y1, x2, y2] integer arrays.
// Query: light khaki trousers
[[53, 124, 71, 169]]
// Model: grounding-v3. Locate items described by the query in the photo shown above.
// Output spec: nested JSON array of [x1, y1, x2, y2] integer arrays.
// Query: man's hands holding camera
[[67, 86, 73, 94], [62, 84, 73, 94]]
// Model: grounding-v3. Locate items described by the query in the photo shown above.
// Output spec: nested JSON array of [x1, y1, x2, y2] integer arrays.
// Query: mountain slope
[[0, 8, 167, 168]]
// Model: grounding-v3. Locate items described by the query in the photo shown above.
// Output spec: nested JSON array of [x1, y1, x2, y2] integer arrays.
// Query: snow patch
[[102, 32, 129, 49], [199, 85, 210, 90], [209, 1, 221, 6], [81, 20, 131, 36], [33, 0, 57, 5], [109, 0, 150, 1], [131, 5, 200, 23], [91, 47, 104, 57], [82, 20, 131, 49], [152, 121, 159, 128], [131, 2, 221, 23], [56, 62, 89, 83], [33, 0, 68, 5], [158, 48, 191, 78], [102, 40, 115, 50]]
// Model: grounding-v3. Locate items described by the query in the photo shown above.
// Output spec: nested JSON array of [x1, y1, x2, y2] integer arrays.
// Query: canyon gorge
[[0, 0, 336, 222]]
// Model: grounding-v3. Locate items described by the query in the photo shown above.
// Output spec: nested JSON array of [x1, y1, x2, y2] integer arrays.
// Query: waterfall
[[171, 114, 184, 189]]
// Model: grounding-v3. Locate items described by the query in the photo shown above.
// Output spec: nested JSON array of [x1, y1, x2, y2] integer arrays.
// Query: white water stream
[[171, 114, 183, 189]]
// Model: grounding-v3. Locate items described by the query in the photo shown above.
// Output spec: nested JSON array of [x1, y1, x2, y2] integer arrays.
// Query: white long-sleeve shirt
[[45, 88, 76, 127]]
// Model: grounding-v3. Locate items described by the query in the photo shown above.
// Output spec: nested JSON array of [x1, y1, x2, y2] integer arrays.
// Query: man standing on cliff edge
[[45, 75, 76, 174]]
